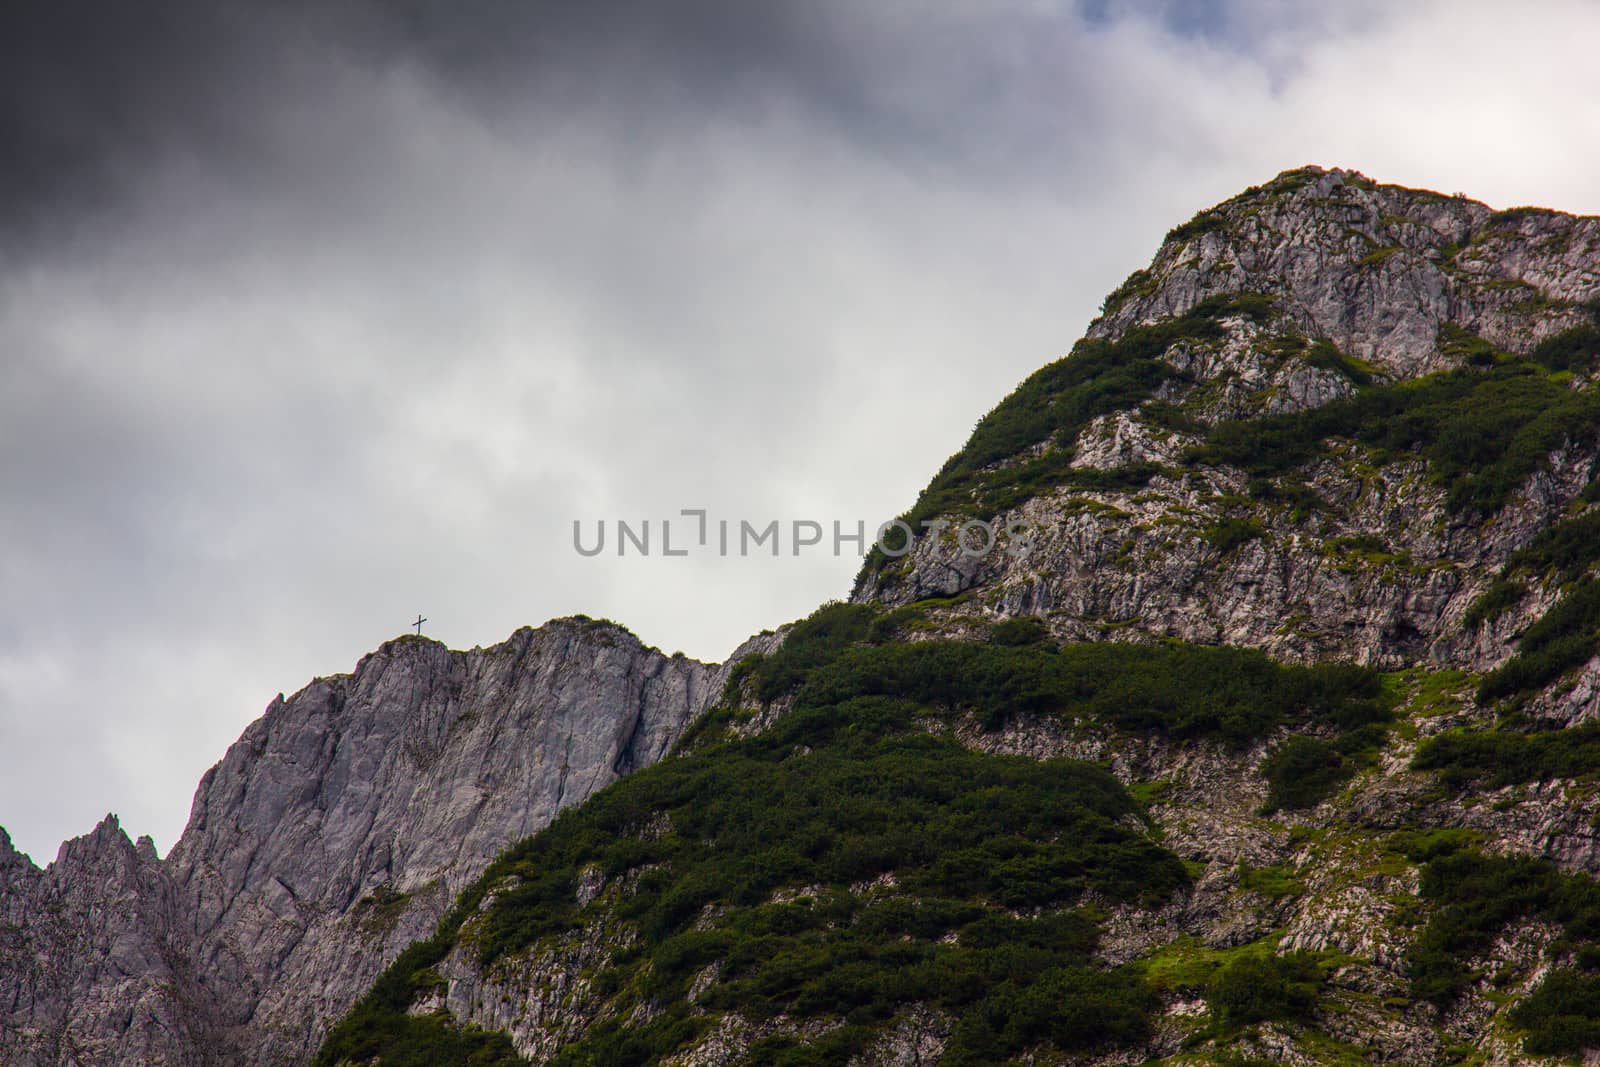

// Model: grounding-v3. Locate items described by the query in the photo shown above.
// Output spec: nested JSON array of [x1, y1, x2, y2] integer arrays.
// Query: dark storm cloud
[[0, 0, 1195, 238]]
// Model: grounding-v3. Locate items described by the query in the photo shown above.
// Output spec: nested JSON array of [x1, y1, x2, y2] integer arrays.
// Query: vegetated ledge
[[859, 290, 1600, 593], [315, 599, 1407, 1066]]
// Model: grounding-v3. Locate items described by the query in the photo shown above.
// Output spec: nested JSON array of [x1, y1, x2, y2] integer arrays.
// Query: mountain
[[854, 164, 1600, 672], [0, 620, 775, 1064], [13, 164, 1600, 1066], [309, 167, 1600, 1066]]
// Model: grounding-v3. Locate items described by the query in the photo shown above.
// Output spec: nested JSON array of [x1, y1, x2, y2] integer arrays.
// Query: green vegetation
[[1386, 667, 1474, 719], [310, 1010, 523, 1067], [1237, 862, 1307, 900], [1531, 324, 1600, 372], [989, 615, 1048, 646], [1246, 475, 1326, 523], [1462, 577, 1526, 627], [351, 883, 413, 938], [1413, 724, 1600, 788], [1138, 935, 1333, 1034], [1203, 516, 1265, 554], [1206, 951, 1326, 1028], [1189, 358, 1600, 515], [1486, 206, 1555, 231], [718, 602, 1385, 750], [1357, 245, 1399, 269], [741, 601, 879, 702], [1509, 968, 1600, 1054], [1477, 577, 1600, 703], [318, 694, 1188, 1067], [1302, 338, 1376, 385], [873, 292, 1278, 564], [1099, 267, 1156, 318], [1460, 505, 1600, 687], [1261, 734, 1362, 811], [320, 597, 1392, 1066], [1506, 508, 1600, 583], [1167, 209, 1229, 244], [1388, 827, 1485, 863], [1399, 820, 1600, 1054], [312, 928, 526, 1066], [1437, 323, 1501, 367], [1408, 848, 1600, 1006], [791, 637, 1384, 744]]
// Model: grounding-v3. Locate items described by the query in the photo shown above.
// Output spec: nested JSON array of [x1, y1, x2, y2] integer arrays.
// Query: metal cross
[[413, 614, 427, 635]]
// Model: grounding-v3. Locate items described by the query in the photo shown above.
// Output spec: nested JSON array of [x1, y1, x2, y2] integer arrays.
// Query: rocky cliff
[[853, 165, 1600, 672], [306, 168, 1600, 1066], [0, 617, 766, 1065]]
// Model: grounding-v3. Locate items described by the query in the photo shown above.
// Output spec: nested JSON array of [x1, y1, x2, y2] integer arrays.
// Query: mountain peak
[[1094, 167, 1597, 380], [857, 170, 1600, 672]]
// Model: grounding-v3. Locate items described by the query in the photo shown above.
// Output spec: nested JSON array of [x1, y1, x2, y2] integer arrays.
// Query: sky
[[4, 0, 1600, 864]]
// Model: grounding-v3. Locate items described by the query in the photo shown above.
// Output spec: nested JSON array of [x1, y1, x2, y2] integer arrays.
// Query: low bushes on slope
[[1408, 846, 1600, 1012], [724, 601, 1388, 813], [1464, 505, 1600, 628], [1190, 355, 1600, 516], [316, 694, 1189, 1066], [794, 638, 1384, 747], [1413, 723, 1600, 788], [1477, 578, 1600, 703], [872, 318, 1600, 594], [1206, 951, 1327, 1029], [1509, 969, 1600, 1054], [318, 601, 1384, 1064], [717, 601, 1385, 750], [871, 291, 1278, 556]]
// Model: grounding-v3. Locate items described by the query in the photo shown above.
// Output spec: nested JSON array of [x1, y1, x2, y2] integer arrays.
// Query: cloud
[[2, 0, 1597, 862]]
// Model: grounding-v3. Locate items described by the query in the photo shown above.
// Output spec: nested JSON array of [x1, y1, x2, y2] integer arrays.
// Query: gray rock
[[854, 167, 1600, 672], [0, 617, 745, 1065]]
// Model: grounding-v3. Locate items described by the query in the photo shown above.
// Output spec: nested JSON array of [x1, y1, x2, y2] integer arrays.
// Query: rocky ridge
[[854, 165, 1600, 671], [0, 617, 771, 1065]]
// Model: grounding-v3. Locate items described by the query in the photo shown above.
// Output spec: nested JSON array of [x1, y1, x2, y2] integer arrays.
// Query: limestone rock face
[[853, 167, 1600, 672], [1089, 167, 1600, 377], [0, 817, 194, 1067], [0, 618, 743, 1065]]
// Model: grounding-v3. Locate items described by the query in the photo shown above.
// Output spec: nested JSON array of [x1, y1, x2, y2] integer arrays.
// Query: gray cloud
[[3, 0, 1598, 863]]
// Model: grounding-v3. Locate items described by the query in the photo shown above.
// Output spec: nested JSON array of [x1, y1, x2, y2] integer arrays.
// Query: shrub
[[1509, 969, 1600, 1054], [1504, 508, 1600, 584], [1478, 578, 1600, 703], [1462, 577, 1525, 628], [1189, 359, 1600, 516], [1303, 338, 1375, 385], [1206, 952, 1324, 1027], [1203, 516, 1265, 554], [1166, 210, 1228, 243], [864, 291, 1282, 579], [795, 638, 1385, 745], [320, 688, 1193, 1066], [1437, 323, 1501, 367], [1413, 724, 1600, 788], [747, 601, 879, 701], [1407, 850, 1600, 1005], [990, 616, 1048, 646], [1530, 325, 1600, 372], [1260, 735, 1348, 811]]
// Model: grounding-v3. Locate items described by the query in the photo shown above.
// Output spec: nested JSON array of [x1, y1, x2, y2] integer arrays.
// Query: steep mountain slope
[[314, 168, 1600, 1066], [0, 618, 763, 1065], [855, 165, 1600, 669]]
